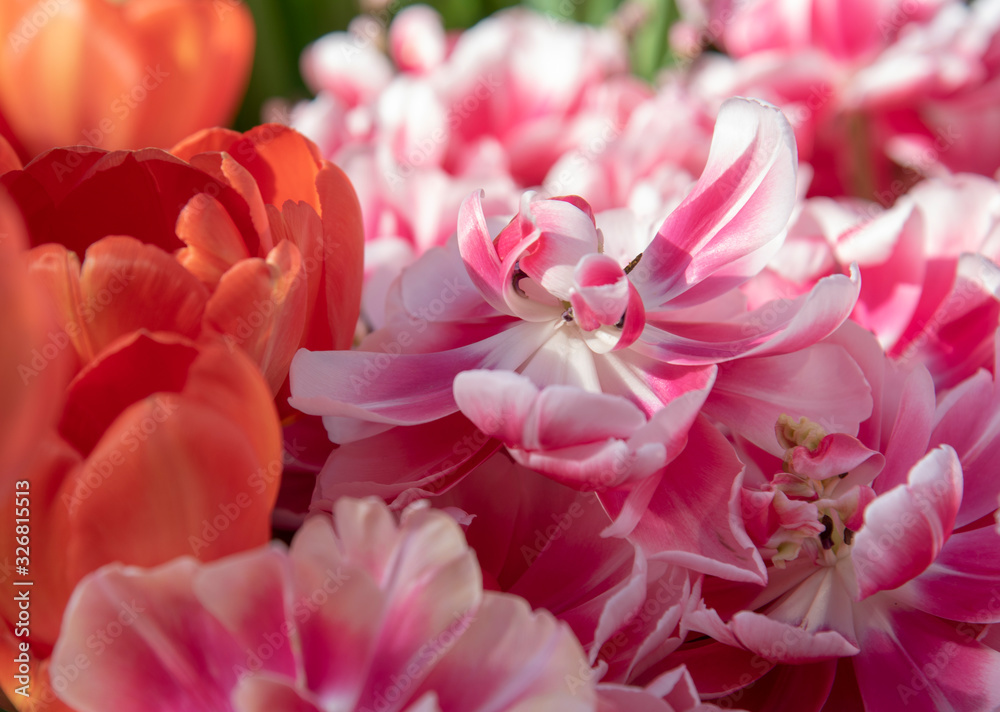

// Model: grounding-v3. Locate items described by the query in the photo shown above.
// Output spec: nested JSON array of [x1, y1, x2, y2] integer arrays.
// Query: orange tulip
[[0, 125, 365, 397], [0, 125, 365, 703], [0, 219, 284, 710], [0, 190, 62, 483], [0, 0, 254, 159]]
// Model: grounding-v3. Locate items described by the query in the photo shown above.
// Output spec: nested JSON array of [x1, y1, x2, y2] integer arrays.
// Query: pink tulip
[[747, 173, 1000, 388], [290, 100, 859, 534], [682, 0, 1000, 199], [293, 6, 648, 327], [48, 496, 705, 711], [661, 326, 1000, 710]]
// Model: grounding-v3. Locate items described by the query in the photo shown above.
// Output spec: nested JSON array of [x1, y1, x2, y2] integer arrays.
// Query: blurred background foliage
[[235, 0, 679, 130]]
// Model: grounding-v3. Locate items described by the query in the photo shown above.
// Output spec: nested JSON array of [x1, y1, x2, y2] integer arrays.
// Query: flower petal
[[608, 416, 766, 584], [414, 594, 595, 712], [634, 98, 797, 309], [853, 605, 1000, 712], [895, 525, 1000, 623], [852, 446, 963, 600], [289, 323, 553, 434]]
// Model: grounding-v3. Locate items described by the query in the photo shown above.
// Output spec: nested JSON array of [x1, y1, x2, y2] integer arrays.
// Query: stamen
[[624, 252, 643, 275], [844, 528, 854, 546], [615, 310, 626, 328], [512, 261, 528, 298], [562, 309, 574, 322], [776, 415, 827, 452], [819, 515, 835, 550]]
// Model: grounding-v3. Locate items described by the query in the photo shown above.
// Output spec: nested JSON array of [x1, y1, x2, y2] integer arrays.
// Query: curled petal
[[852, 446, 963, 600], [28, 237, 208, 365], [640, 267, 861, 364], [205, 241, 309, 393], [730, 612, 860, 663], [606, 416, 766, 583], [635, 98, 797, 310], [570, 254, 629, 331]]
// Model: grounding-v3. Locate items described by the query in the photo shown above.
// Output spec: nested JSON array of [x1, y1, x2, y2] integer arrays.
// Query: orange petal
[[176, 192, 251, 287], [185, 150, 272, 253], [0, 195, 67, 476], [170, 126, 244, 157], [239, 124, 324, 210], [267, 200, 324, 337], [174, 124, 324, 211], [205, 241, 309, 393], [0, 0, 146, 155], [58, 333, 198, 457], [24, 245, 93, 366], [183, 332, 282, 470], [317, 163, 365, 350], [122, 0, 255, 149], [0, 432, 82, 648], [0, 0, 253, 156], [28, 237, 209, 365], [54, 331, 281, 579]]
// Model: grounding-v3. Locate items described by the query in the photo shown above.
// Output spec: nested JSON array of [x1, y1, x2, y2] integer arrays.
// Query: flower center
[[756, 416, 864, 568]]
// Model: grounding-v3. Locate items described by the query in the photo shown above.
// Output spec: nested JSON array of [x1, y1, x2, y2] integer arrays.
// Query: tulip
[[47, 497, 594, 711], [290, 100, 859, 541], [0, 0, 254, 159], [0, 125, 364, 396], [0, 193, 284, 709], [46, 496, 721, 712]]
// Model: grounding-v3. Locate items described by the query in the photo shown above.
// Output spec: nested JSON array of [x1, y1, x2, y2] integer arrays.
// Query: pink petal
[[570, 254, 630, 330], [301, 32, 393, 105], [608, 417, 767, 584], [853, 605, 1000, 712], [665, 639, 774, 698], [452, 370, 551, 446], [730, 612, 860, 663], [398, 241, 499, 323], [635, 98, 797, 310], [639, 268, 861, 364], [895, 526, 1000, 623], [876, 364, 935, 494], [191, 549, 300, 682], [597, 685, 674, 711], [455, 369, 710, 491], [518, 197, 601, 300], [312, 413, 500, 508], [846, 206, 926, 350], [389, 5, 446, 73], [785, 434, 883, 481], [704, 343, 874, 454], [456, 190, 508, 315], [289, 323, 552, 436], [232, 676, 324, 712], [50, 560, 245, 712], [930, 354, 1000, 528], [852, 447, 963, 600], [529, 385, 649, 450], [414, 594, 595, 712]]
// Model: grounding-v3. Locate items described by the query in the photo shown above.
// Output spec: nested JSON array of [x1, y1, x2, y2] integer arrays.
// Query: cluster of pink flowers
[[5, 1, 1000, 711]]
